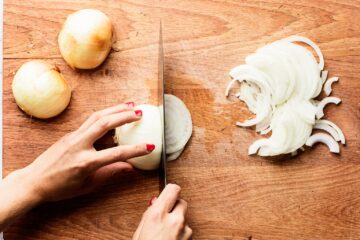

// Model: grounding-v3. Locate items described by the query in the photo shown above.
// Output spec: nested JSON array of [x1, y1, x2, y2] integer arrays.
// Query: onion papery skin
[[58, 9, 113, 69], [12, 60, 72, 119]]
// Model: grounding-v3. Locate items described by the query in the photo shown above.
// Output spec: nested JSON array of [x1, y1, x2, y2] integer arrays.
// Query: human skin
[[0, 102, 192, 239]]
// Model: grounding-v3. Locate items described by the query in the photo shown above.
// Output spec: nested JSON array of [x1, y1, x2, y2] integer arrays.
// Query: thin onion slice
[[165, 94, 192, 154], [314, 122, 340, 142], [167, 148, 184, 161], [305, 133, 340, 153], [282, 35, 324, 70], [321, 70, 328, 83], [316, 97, 341, 119], [315, 120, 345, 144], [248, 139, 269, 155], [324, 77, 339, 96], [260, 126, 272, 135]]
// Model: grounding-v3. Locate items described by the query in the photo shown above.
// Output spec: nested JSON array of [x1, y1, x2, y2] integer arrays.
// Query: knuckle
[[90, 112, 101, 121], [97, 118, 110, 130], [125, 111, 136, 121], [180, 199, 188, 208], [112, 149, 124, 160], [168, 183, 181, 193], [150, 208, 163, 222], [169, 214, 185, 228], [72, 159, 89, 175], [135, 144, 145, 153], [188, 228, 193, 236], [65, 136, 82, 148]]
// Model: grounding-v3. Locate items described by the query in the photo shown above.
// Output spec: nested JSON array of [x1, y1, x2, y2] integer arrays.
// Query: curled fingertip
[[126, 101, 135, 107], [135, 110, 142, 117], [148, 196, 157, 206], [146, 144, 155, 152], [166, 183, 181, 192]]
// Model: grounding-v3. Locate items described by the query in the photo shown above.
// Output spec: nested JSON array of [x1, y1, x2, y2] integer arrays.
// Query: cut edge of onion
[[225, 78, 241, 97], [248, 139, 269, 155], [321, 70, 328, 83], [316, 119, 345, 144], [305, 133, 340, 153], [314, 122, 340, 142], [316, 97, 341, 119], [260, 126, 272, 135], [324, 77, 339, 96]]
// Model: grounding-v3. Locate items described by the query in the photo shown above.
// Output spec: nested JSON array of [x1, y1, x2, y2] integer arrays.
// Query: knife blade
[[158, 21, 167, 189]]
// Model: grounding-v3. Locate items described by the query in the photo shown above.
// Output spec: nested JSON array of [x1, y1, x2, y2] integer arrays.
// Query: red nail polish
[[148, 196, 157, 206], [146, 144, 155, 151], [126, 102, 135, 107], [135, 110, 142, 116]]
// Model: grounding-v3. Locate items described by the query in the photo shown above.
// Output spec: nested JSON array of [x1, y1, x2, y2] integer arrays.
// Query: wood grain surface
[[3, 0, 360, 239]]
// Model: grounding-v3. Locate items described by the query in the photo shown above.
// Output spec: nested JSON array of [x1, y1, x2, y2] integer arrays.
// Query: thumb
[[86, 162, 134, 190]]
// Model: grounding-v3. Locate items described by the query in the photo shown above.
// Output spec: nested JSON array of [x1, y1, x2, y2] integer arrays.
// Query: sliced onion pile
[[164, 94, 192, 161], [226, 36, 345, 156]]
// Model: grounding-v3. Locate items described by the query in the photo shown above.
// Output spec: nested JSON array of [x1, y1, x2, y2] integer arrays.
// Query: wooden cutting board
[[3, 0, 360, 239]]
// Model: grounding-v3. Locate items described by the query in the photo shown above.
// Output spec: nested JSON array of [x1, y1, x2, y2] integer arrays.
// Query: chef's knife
[[158, 21, 167, 189]]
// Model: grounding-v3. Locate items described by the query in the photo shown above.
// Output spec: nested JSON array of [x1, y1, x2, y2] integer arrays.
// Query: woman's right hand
[[133, 184, 192, 240]]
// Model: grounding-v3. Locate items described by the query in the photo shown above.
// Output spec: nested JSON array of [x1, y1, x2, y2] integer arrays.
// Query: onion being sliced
[[115, 104, 162, 170], [305, 133, 340, 153], [316, 97, 341, 119], [324, 77, 339, 96], [165, 94, 192, 154]]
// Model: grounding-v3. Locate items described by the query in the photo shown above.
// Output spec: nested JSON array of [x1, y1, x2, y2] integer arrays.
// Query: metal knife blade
[[158, 21, 167, 189]]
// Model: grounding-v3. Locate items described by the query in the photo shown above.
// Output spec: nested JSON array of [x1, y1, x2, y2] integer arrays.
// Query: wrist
[[0, 168, 42, 230], [15, 167, 44, 206]]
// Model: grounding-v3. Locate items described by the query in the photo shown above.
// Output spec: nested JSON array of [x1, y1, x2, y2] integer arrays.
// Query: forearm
[[0, 168, 42, 231]]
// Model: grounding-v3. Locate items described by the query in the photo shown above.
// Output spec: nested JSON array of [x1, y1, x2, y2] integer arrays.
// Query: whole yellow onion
[[12, 60, 72, 119], [58, 9, 113, 69]]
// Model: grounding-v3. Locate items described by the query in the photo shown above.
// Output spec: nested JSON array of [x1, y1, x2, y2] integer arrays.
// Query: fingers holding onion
[[114, 95, 193, 170], [12, 60, 72, 119]]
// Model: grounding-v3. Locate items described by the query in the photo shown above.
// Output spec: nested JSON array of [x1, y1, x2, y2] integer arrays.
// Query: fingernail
[[126, 102, 135, 107], [148, 196, 157, 206], [146, 144, 155, 151], [135, 110, 142, 116]]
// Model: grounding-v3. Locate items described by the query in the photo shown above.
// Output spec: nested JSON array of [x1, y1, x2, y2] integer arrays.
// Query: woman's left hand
[[0, 102, 154, 230]]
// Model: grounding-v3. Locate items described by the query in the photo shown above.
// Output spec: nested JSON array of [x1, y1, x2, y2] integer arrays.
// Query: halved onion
[[114, 104, 162, 170]]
